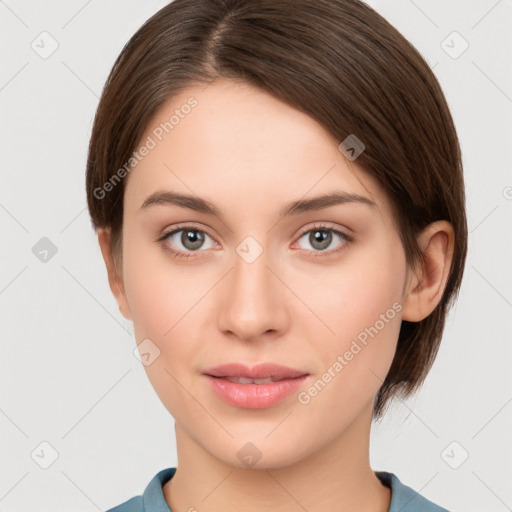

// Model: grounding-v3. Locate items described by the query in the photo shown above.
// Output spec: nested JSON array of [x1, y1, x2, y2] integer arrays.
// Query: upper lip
[[204, 363, 309, 380]]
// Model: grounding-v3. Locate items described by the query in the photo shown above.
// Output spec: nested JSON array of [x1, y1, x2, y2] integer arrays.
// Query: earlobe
[[97, 227, 133, 321], [401, 221, 454, 322]]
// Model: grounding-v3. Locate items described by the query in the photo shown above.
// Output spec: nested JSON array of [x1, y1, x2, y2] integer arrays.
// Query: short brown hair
[[86, 0, 468, 419]]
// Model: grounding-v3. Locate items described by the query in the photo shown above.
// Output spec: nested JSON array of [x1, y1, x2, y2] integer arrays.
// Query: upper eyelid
[[160, 223, 219, 244]]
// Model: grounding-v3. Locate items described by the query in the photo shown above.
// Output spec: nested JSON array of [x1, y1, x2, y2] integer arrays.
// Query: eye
[[157, 223, 353, 260], [157, 226, 217, 259], [294, 223, 352, 257]]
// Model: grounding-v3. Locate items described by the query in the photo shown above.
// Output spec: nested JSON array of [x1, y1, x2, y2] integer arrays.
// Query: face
[[114, 78, 411, 468]]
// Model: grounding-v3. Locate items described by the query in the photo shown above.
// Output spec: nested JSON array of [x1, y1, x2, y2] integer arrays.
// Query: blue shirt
[[106, 467, 449, 512]]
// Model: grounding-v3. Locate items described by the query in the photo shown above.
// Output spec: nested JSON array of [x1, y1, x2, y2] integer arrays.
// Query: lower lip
[[204, 375, 309, 409]]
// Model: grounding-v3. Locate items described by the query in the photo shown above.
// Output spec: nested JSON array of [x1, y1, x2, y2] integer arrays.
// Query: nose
[[216, 241, 290, 342]]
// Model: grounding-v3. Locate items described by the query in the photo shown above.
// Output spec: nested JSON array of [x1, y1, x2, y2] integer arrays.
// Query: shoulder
[[105, 467, 177, 512], [376, 471, 451, 512], [106, 496, 144, 512]]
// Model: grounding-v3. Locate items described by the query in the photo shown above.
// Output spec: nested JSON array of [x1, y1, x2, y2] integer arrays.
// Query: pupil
[[311, 230, 331, 250], [183, 230, 204, 250]]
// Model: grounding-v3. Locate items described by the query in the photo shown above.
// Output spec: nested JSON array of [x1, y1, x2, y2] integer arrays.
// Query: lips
[[203, 363, 310, 409], [204, 362, 309, 382]]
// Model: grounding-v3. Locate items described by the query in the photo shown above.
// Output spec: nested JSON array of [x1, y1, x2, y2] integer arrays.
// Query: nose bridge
[[233, 238, 270, 297], [218, 234, 287, 339]]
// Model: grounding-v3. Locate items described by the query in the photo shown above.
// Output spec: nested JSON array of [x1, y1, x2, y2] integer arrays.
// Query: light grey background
[[1, 1, 511, 511]]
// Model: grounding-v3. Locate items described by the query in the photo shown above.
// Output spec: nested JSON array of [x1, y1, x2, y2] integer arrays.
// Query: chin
[[214, 436, 310, 471]]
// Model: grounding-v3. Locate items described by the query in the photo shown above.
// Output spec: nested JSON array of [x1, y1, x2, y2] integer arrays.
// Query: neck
[[163, 400, 391, 512]]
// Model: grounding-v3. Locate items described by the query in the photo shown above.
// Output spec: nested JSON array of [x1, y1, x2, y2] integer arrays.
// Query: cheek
[[313, 234, 405, 326], [123, 247, 210, 418], [308, 236, 406, 391], [123, 232, 210, 339], [122, 239, 213, 395]]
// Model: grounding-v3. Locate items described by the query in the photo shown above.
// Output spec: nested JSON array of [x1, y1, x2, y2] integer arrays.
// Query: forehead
[[123, 78, 390, 221]]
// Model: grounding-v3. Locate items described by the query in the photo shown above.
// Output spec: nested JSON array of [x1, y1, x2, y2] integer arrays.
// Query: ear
[[97, 227, 133, 321], [401, 220, 454, 322]]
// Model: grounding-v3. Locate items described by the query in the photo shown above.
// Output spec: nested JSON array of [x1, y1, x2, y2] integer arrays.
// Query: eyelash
[[156, 223, 353, 260]]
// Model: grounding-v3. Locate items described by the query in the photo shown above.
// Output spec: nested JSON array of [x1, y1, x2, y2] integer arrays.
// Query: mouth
[[203, 362, 309, 381], [207, 375, 297, 384], [203, 363, 310, 409]]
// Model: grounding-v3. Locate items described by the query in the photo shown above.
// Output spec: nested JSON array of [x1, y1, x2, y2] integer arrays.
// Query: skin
[[98, 78, 454, 512]]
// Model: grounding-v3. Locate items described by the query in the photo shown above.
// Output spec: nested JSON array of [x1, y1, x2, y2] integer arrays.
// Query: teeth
[[225, 376, 275, 384]]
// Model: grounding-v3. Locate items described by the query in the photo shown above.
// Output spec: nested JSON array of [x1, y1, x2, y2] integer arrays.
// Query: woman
[[86, 1, 467, 510]]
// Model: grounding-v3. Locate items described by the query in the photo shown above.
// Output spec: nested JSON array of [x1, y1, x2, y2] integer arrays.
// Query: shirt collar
[[142, 467, 447, 512]]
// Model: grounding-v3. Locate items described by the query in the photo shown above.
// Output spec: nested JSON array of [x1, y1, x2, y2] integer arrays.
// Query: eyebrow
[[139, 190, 376, 219]]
